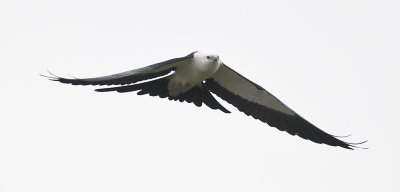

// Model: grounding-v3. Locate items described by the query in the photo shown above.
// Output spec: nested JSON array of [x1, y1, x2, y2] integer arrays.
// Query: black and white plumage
[[43, 51, 365, 149]]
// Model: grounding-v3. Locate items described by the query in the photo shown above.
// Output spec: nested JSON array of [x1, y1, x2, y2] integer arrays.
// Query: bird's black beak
[[212, 56, 219, 61]]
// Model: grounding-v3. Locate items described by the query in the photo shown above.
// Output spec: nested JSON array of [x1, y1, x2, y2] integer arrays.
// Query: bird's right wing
[[43, 52, 196, 86]]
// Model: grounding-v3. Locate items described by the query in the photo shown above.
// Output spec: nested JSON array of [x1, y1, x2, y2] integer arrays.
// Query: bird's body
[[168, 51, 221, 96], [43, 51, 365, 149]]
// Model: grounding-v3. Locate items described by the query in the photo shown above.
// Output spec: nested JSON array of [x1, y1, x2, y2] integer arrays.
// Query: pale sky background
[[1, 0, 399, 192]]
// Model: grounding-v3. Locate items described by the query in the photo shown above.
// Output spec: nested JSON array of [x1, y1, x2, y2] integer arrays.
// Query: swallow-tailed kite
[[43, 51, 365, 149]]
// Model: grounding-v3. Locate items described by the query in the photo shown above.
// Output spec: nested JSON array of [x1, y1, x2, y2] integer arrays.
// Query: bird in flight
[[43, 51, 365, 149]]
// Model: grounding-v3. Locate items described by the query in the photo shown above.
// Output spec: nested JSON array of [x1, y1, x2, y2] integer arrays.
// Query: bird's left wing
[[43, 52, 196, 86], [205, 63, 361, 149]]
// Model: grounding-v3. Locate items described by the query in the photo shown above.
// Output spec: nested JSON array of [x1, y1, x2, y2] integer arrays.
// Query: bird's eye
[[206, 56, 210, 59]]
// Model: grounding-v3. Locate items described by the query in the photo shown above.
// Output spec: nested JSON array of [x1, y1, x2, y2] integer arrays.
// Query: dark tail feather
[[95, 77, 230, 113]]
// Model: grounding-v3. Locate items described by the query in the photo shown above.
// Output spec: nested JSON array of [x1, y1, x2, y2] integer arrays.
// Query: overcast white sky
[[1, 0, 399, 191]]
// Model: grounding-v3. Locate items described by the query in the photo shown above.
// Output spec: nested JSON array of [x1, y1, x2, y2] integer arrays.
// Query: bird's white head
[[194, 51, 222, 65]]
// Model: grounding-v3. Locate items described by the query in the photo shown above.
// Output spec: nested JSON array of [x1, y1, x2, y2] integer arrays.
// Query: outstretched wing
[[205, 64, 363, 149], [96, 75, 230, 113], [43, 52, 196, 86]]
